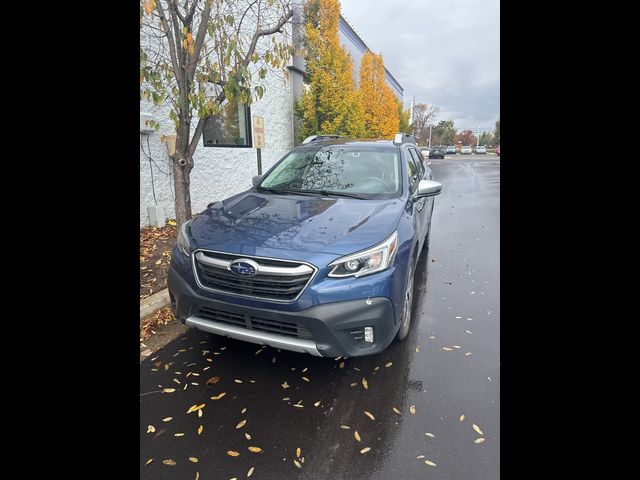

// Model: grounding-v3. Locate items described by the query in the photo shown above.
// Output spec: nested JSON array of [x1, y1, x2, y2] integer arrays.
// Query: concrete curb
[[140, 288, 171, 320]]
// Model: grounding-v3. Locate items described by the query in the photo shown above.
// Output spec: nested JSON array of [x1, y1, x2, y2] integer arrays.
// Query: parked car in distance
[[420, 147, 430, 158], [429, 145, 446, 159], [168, 134, 443, 357], [475, 145, 487, 154], [460, 145, 472, 154], [446, 146, 456, 155]]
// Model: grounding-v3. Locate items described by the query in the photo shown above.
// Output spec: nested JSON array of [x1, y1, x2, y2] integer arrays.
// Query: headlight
[[176, 220, 193, 256], [328, 231, 398, 278]]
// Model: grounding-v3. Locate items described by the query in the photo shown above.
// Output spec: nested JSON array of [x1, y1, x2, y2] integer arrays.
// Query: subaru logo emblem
[[229, 259, 259, 277]]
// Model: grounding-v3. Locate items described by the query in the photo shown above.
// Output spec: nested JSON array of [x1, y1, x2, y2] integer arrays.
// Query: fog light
[[364, 327, 374, 343]]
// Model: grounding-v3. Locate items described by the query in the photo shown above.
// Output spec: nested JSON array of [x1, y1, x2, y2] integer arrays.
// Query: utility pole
[[429, 125, 432, 148], [409, 95, 415, 136]]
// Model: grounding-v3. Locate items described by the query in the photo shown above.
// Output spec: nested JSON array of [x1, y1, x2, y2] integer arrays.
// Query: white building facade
[[140, 5, 403, 228]]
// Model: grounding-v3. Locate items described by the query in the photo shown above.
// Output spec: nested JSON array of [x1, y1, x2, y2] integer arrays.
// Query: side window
[[406, 150, 420, 194], [409, 149, 425, 178]]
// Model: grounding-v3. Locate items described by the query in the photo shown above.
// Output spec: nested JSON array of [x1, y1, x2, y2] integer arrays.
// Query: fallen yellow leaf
[[425, 432, 435, 438], [340, 425, 350, 429], [189, 457, 198, 463], [425, 460, 437, 466], [174, 433, 184, 437], [147, 425, 155, 433], [236, 419, 247, 429], [362, 378, 368, 389], [227, 451, 240, 457], [245, 433, 252, 440], [314, 401, 321, 407], [162, 417, 172, 422], [296, 447, 301, 457], [187, 403, 205, 414], [393, 407, 401, 414], [197, 425, 203, 435], [247, 467, 254, 477], [163, 459, 176, 466], [473, 424, 484, 435], [460, 415, 465, 421], [410, 405, 416, 414], [281, 381, 289, 389], [354, 430, 361, 442], [294, 459, 302, 469], [302, 376, 310, 382], [442, 347, 453, 351], [474, 437, 485, 444], [339, 362, 345, 369], [198, 409, 203, 418], [248, 446, 262, 453], [360, 447, 371, 454], [385, 362, 393, 367], [195, 472, 200, 480], [416, 455, 425, 459], [145, 458, 153, 465], [162, 388, 176, 393], [241, 408, 247, 414], [211, 392, 226, 400], [364, 411, 375, 421]]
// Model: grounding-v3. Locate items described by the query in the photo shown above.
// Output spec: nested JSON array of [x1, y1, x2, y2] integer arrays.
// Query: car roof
[[293, 138, 400, 150]]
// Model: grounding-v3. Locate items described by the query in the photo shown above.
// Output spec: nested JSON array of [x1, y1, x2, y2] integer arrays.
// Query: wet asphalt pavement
[[140, 154, 500, 480]]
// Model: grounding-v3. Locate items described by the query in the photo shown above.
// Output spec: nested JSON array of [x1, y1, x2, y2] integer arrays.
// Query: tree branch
[[154, 1, 183, 91], [187, 0, 213, 82], [242, 7, 293, 69]]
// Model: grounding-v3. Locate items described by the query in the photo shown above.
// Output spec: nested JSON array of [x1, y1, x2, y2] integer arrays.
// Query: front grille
[[193, 251, 316, 302], [197, 306, 313, 340]]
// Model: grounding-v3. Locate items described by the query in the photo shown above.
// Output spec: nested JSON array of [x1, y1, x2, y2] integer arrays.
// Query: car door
[[405, 148, 429, 255], [409, 148, 436, 238]]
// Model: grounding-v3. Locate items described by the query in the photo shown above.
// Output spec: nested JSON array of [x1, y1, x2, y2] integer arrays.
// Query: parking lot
[[140, 154, 500, 479]]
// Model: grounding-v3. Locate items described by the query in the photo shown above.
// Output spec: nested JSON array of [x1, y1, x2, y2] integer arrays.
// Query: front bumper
[[168, 264, 398, 357]]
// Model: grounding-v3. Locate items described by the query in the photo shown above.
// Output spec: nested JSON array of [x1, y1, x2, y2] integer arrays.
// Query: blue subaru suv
[[168, 133, 442, 357]]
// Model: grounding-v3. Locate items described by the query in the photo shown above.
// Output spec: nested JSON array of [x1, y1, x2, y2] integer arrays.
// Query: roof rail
[[393, 133, 416, 146], [301, 134, 343, 144]]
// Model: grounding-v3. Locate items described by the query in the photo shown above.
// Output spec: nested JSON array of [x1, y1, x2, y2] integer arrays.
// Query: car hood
[[188, 191, 404, 257]]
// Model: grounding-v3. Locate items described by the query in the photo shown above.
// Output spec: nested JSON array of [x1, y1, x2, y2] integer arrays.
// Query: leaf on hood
[[174, 433, 185, 437], [416, 455, 425, 459], [302, 376, 310, 382], [339, 362, 345, 369], [294, 459, 302, 469], [227, 450, 240, 457], [459, 414, 465, 421], [350, 383, 358, 387], [354, 430, 361, 442], [474, 437, 485, 444], [211, 392, 226, 400], [236, 419, 247, 429], [162, 417, 172, 422], [162, 388, 176, 393], [187, 403, 205, 414], [362, 378, 368, 389], [241, 408, 247, 414], [245, 432, 252, 440], [247, 467, 254, 477], [425, 432, 435, 438], [248, 446, 262, 453], [340, 425, 350, 429], [392, 407, 401, 414], [162, 459, 176, 466], [385, 362, 393, 367], [198, 409, 203, 418], [147, 425, 156, 433], [235, 379, 243, 383], [206, 376, 220, 385], [425, 460, 436, 466], [409, 405, 416, 414], [473, 424, 483, 435], [442, 347, 453, 351], [195, 472, 200, 480], [364, 411, 375, 421], [197, 425, 203, 435], [145, 458, 153, 465], [360, 447, 371, 454], [189, 457, 198, 463], [314, 401, 321, 407], [296, 447, 301, 458], [281, 381, 289, 389]]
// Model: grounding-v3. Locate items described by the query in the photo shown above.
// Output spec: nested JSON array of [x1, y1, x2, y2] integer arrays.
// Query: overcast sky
[[340, 0, 500, 132]]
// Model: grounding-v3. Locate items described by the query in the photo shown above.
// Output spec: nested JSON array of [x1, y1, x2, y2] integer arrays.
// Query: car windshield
[[259, 145, 401, 199]]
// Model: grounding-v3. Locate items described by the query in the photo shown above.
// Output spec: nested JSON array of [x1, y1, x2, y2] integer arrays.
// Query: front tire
[[395, 263, 415, 341]]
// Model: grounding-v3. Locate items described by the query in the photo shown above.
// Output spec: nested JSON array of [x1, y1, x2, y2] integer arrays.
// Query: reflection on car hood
[[189, 191, 404, 256]]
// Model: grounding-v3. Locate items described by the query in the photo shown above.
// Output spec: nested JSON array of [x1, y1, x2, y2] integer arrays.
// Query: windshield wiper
[[305, 190, 368, 199], [257, 186, 317, 197]]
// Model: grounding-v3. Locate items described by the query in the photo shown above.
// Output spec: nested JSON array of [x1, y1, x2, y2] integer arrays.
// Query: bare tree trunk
[[172, 150, 193, 227]]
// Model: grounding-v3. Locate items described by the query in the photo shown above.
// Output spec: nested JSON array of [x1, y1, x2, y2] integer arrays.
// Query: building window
[[202, 101, 252, 148]]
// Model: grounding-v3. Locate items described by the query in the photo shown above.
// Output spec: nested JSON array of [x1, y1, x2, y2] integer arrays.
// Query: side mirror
[[416, 179, 443, 197], [252, 175, 263, 186]]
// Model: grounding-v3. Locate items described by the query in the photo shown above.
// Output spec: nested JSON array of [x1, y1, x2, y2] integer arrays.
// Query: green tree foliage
[[397, 99, 411, 133], [431, 120, 456, 146], [140, 0, 293, 226], [295, 0, 365, 141], [494, 118, 500, 145]]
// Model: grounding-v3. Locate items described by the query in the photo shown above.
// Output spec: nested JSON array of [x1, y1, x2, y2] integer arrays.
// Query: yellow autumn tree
[[296, 0, 365, 141], [358, 51, 400, 138]]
